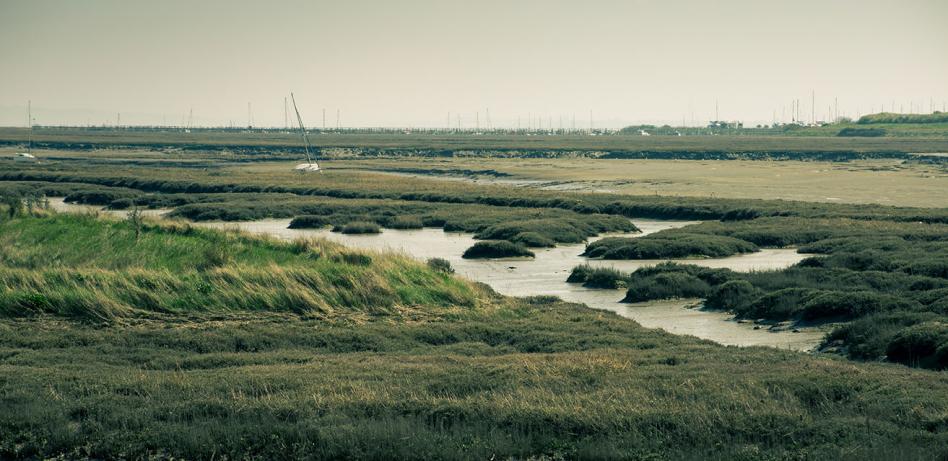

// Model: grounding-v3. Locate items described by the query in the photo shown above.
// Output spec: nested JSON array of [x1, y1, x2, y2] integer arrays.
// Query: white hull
[[294, 163, 320, 172]]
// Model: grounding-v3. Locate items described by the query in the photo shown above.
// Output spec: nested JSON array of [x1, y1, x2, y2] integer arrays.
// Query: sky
[[1, 0, 946, 128]]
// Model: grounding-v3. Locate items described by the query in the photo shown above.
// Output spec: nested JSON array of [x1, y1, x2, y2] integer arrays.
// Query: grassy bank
[[0, 213, 478, 321], [1, 213, 947, 459]]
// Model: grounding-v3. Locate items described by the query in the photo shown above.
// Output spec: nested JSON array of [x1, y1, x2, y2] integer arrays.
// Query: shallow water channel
[[50, 198, 825, 351]]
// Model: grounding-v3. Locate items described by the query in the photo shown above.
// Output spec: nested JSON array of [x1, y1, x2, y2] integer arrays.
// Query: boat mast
[[27, 100, 32, 155], [290, 93, 313, 164]]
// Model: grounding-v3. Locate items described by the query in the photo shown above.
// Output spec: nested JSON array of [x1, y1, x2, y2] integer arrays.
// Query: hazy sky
[[1, 0, 946, 127]]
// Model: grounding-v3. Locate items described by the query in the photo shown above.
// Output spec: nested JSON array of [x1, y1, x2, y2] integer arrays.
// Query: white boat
[[294, 162, 320, 172], [290, 93, 321, 173]]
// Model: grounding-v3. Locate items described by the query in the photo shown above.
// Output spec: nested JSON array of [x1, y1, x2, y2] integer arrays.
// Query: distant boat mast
[[291, 92, 320, 173], [27, 100, 32, 155]]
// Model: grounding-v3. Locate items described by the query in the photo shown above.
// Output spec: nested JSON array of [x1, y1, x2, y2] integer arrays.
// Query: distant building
[[708, 120, 743, 129], [13, 153, 37, 162]]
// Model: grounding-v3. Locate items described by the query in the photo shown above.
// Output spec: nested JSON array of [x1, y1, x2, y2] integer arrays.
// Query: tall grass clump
[[567, 265, 630, 288], [0, 213, 480, 321], [427, 257, 454, 274]]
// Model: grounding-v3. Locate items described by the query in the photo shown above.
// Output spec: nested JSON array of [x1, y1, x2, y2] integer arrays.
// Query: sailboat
[[14, 101, 37, 162], [290, 93, 320, 172]]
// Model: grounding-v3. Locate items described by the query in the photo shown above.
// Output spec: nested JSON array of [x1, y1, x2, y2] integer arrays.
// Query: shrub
[[623, 272, 710, 302], [705, 280, 758, 311], [2, 195, 23, 218], [566, 265, 629, 289], [885, 322, 948, 369], [462, 241, 534, 259], [427, 258, 454, 274], [334, 221, 381, 234], [288, 215, 332, 229]]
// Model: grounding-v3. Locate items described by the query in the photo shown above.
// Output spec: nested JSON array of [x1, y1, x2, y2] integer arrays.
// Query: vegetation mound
[[508, 231, 556, 248], [583, 233, 758, 259], [474, 217, 637, 245], [608, 252, 948, 368], [567, 265, 630, 288], [288, 214, 331, 228], [462, 241, 535, 259], [333, 221, 382, 234]]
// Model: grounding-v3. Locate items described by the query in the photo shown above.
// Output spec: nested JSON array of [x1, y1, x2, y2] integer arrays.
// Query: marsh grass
[[0, 214, 479, 321], [1, 302, 946, 460], [1, 200, 947, 459]]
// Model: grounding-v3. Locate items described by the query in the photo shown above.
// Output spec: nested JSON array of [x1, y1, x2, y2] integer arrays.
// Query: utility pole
[[322, 109, 326, 129], [284, 97, 288, 129], [336, 109, 340, 129], [247, 102, 252, 129], [811, 90, 815, 124]]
